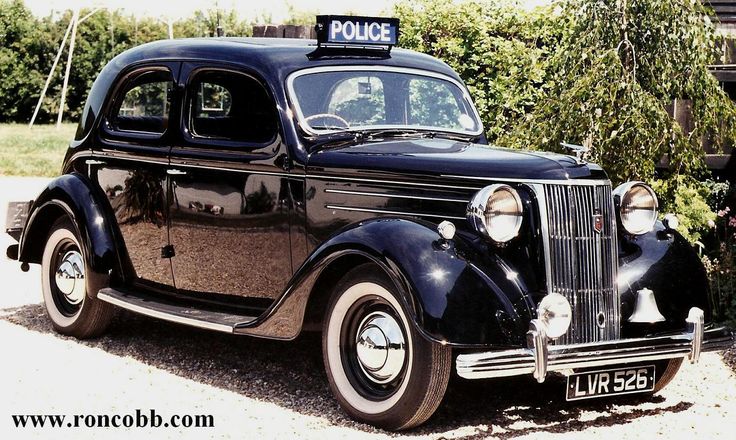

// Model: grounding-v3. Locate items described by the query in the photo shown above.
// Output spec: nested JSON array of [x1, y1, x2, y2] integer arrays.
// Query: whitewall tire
[[41, 218, 114, 338], [322, 264, 451, 430]]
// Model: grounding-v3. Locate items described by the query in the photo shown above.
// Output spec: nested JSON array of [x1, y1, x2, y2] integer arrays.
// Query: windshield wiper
[[358, 129, 475, 142], [308, 128, 472, 153], [357, 129, 437, 140]]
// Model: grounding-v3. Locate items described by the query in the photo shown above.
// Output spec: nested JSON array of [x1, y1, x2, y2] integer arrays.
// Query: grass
[[0, 123, 76, 177]]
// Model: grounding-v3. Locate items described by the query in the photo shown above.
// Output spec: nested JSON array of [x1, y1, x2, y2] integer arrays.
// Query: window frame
[[182, 67, 280, 150], [286, 65, 484, 138], [102, 66, 176, 142]]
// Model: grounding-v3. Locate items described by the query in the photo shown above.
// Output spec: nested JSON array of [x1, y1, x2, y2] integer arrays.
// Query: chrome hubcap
[[55, 250, 85, 305], [355, 311, 406, 384]]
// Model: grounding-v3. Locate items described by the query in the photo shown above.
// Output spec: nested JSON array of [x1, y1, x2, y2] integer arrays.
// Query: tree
[[500, 0, 736, 187], [0, 0, 46, 122], [176, 9, 252, 38]]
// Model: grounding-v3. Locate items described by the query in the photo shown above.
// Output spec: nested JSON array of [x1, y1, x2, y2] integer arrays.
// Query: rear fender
[[18, 173, 123, 291]]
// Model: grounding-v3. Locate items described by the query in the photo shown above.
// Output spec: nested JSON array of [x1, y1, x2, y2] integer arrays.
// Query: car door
[[92, 63, 180, 290], [167, 64, 292, 300]]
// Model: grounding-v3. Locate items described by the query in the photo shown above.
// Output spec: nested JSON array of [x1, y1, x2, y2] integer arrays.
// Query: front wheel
[[652, 358, 683, 393], [41, 218, 115, 339], [322, 264, 451, 430]]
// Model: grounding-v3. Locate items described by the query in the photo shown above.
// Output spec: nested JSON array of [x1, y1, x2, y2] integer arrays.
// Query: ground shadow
[[1, 304, 695, 438]]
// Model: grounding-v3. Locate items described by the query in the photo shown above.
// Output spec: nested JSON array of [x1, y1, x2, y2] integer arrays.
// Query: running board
[[97, 288, 258, 334]]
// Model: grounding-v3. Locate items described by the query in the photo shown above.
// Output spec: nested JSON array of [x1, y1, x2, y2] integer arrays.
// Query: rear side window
[[187, 70, 278, 144], [110, 69, 174, 134]]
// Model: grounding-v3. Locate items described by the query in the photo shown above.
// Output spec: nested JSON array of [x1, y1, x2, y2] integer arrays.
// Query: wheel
[[41, 218, 115, 338], [322, 264, 451, 430], [652, 358, 683, 393]]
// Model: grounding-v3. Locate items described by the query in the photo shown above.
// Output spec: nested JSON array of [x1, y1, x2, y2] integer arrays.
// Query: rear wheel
[[322, 264, 451, 430], [41, 218, 115, 338]]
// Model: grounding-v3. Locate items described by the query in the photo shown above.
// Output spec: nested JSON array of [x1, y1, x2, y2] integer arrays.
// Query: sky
[[23, 0, 552, 22]]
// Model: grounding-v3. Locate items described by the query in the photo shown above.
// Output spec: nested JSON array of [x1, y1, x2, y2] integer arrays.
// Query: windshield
[[288, 68, 482, 136]]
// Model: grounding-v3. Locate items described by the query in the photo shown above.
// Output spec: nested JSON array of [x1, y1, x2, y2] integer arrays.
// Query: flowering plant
[[701, 203, 736, 325]]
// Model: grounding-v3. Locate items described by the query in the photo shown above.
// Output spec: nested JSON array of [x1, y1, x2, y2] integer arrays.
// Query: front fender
[[618, 221, 711, 337], [19, 173, 122, 285], [243, 217, 534, 347]]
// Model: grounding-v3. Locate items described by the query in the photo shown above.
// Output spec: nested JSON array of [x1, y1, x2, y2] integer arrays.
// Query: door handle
[[85, 159, 106, 166], [167, 169, 188, 176]]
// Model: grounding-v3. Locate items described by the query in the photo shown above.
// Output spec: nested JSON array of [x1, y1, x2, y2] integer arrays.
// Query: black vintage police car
[[4, 15, 734, 430]]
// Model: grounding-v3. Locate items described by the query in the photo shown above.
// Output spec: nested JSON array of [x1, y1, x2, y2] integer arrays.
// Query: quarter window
[[111, 70, 173, 134], [188, 70, 277, 144]]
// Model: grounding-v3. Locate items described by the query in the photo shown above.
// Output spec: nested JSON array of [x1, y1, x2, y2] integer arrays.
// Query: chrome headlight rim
[[467, 184, 523, 243], [613, 181, 659, 236]]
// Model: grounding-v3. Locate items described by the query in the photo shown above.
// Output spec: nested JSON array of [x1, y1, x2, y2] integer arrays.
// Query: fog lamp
[[538, 293, 572, 339]]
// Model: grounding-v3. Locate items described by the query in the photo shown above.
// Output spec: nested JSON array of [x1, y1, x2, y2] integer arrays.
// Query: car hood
[[306, 138, 607, 184]]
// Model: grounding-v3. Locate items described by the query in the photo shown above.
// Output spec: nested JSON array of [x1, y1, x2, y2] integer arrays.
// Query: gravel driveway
[[1, 176, 735, 439]]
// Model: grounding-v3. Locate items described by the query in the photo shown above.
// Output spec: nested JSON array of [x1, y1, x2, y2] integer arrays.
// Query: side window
[[327, 76, 385, 125], [188, 70, 277, 144], [111, 69, 174, 134]]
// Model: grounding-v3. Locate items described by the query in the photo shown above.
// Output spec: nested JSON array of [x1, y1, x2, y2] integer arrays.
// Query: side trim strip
[[324, 188, 469, 203], [98, 291, 235, 334], [309, 174, 482, 191], [168, 160, 292, 178], [325, 204, 466, 220], [68, 151, 293, 178], [442, 174, 612, 186]]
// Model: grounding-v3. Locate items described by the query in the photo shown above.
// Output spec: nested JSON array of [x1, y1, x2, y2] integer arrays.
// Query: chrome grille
[[542, 183, 619, 344]]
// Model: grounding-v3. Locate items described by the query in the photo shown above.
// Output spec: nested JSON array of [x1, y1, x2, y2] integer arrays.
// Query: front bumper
[[456, 307, 735, 382]]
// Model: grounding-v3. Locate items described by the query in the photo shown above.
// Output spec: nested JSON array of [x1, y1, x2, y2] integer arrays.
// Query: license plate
[[566, 365, 655, 401], [5, 201, 31, 232]]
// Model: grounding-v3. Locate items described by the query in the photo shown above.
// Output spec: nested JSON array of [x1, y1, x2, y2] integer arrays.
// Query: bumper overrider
[[456, 307, 735, 382]]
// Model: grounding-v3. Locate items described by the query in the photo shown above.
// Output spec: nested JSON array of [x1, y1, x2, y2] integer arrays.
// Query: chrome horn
[[628, 288, 665, 323]]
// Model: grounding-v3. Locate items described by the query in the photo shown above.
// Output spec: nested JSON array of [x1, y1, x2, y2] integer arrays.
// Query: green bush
[[651, 176, 716, 243], [396, 0, 560, 142]]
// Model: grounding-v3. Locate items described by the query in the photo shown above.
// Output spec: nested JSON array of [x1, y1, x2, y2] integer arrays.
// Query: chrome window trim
[[285, 65, 484, 137]]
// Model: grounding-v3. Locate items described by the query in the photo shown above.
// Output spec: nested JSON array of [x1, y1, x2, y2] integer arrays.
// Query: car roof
[[109, 37, 461, 82], [74, 37, 464, 142]]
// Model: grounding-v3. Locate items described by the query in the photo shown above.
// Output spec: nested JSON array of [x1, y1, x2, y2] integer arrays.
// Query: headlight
[[538, 293, 572, 339], [467, 184, 523, 243], [613, 182, 658, 235]]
